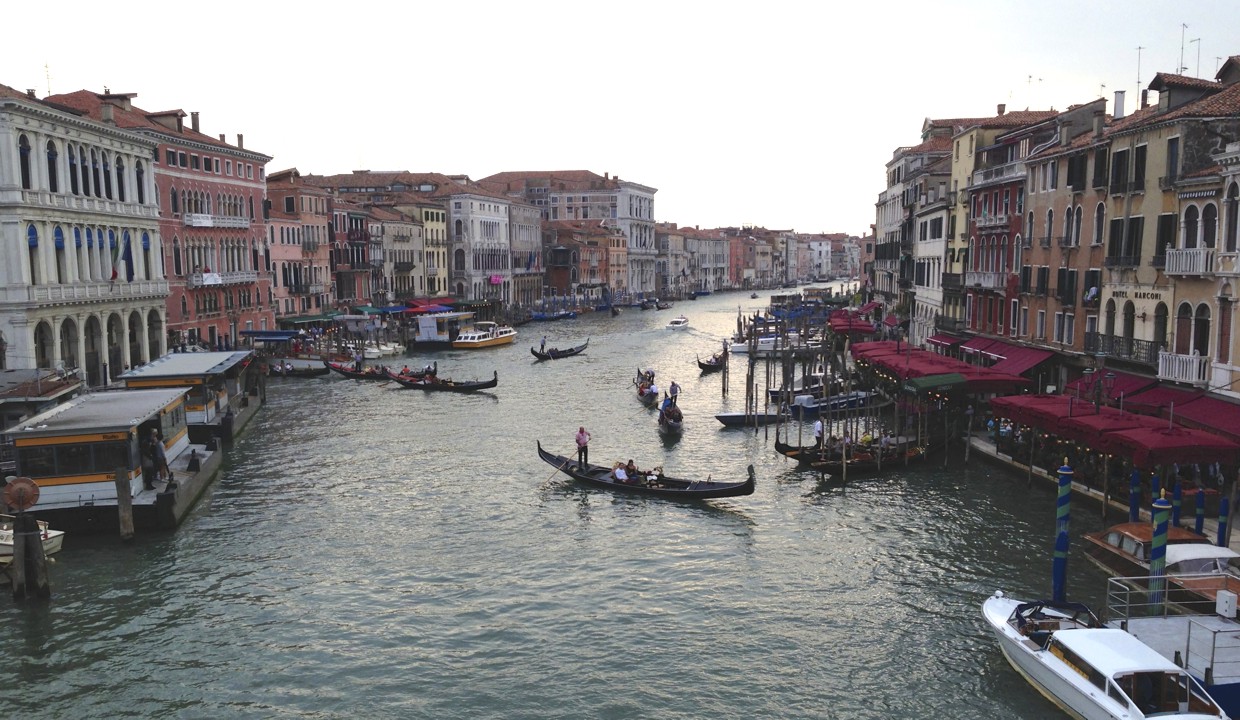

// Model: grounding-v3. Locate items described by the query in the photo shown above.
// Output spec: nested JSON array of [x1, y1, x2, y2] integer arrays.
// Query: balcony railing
[[1104, 256, 1139, 268], [1158, 350, 1209, 386], [971, 161, 1025, 187], [1057, 236, 1077, 248], [941, 273, 963, 291], [965, 271, 1006, 290], [934, 314, 965, 333], [976, 214, 1010, 230], [20, 190, 160, 219], [183, 213, 251, 228], [1084, 332, 1164, 367], [186, 270, 258, 288], [1039, 236, 1052, 248], [394, 261, 416, 272], [13, 279, 170, 304], [1164, 247, 1214, 276]]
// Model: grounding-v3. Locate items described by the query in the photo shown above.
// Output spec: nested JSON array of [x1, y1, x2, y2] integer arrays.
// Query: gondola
[[658, 403, 684, 435], [634, 368, 659, 405], [531, 338, 589, 361], [697, 353, 725, 374], [385, 370, 498, 393], [269, 364, 330, 378], [715, 411, 783, 427], [537, 442, 754, 500], [773, 431, 933, 475], [324, 359, 393, 381]]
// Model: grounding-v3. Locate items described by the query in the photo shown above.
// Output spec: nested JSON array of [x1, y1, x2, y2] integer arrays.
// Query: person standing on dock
[[813, 418, 824, 451], [575, 426, 592, 469]]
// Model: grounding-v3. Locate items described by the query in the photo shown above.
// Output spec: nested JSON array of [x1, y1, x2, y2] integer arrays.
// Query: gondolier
[[575, 426, 591, 468]]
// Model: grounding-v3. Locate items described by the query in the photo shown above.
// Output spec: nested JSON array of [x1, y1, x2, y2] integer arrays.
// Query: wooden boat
[[634, 369, 659, 405], [530, 310, 578, 321], [324, 360, 393, 380], [387, 362, 438, 380], [774, 431, 932, 474], [715, 411, 782, 427], [655, 300, 673, 310], [981, 591, 1226, 720], [785, 390, 875, 419], [451, 321, 518, 349], [531, 338, 589, 361], [537, 442, 754, 500], [385, 370, 498, 393], [1081, 522, 1217, 579], [269, 363, 330, 378], [0, 514, 65, 563], [697, 353, 725, 374], [658, 403, 684, 435]]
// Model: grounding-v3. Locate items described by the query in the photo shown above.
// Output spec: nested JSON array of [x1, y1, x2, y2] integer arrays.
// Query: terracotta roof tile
[[1149, 72, 1222, 92]]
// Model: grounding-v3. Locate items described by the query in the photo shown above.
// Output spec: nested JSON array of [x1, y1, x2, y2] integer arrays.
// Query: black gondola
[[697, 353, 725, 374], [658, 403, 684, 435], [773, 431, 932, 475], [537, 442, 754, 500], [385, 370, 498, 393], [324, 360, 392, 380], [634, 368, 659, 405], [531, 338, 589, 361], [269, 364, 330, 378]]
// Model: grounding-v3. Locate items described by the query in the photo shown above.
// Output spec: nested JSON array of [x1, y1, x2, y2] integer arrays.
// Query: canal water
[[2, 287, 1114, 719]]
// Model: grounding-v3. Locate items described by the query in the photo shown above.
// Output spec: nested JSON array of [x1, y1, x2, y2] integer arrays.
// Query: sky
[[8, 1, 1240, 237]]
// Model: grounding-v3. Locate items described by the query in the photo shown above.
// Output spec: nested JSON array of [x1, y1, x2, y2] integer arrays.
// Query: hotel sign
[[1110, 290, 1164, 301]]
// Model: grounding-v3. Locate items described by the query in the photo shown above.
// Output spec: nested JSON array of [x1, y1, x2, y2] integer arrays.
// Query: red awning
[[990, 394, 1083, 426], [882, 314, 899, 328], [1123, 384, 1202, 415], [856, 301, 881, 314], [925, 334, 966, 348], [978, 339, 1017, 360], [960, 336, 1003, 355], [1103, 425, 1240, 469], [1171, 395, 1240, 443], [1057, 409, 1166, 450], [988, 347, 1054, 376], [1063, 370, 1157, 404]]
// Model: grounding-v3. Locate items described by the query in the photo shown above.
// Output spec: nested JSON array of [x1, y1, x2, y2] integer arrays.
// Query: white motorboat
[[666, 316, 689, 330], [452, 321, 518, 349], [982, 591, 1227, 719], [0, 514, 65, 563]]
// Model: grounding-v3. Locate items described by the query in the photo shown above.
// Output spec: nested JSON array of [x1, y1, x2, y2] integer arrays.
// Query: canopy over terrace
[[1102, 426, 1240, 469], [851, 342, 1029, 393], [1063, 370, 1157, 405]]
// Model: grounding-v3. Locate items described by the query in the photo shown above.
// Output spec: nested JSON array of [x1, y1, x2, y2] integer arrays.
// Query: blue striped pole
[[1196, 487, 1207, 535], [1052, 530, 1070, 603], [1172, 482, 1182, 527], [1219, 497, 1231, 548], [1150, 494, 1172, 609], [1129, 469, 1141, 523], [1056, 460, 1073, 538]]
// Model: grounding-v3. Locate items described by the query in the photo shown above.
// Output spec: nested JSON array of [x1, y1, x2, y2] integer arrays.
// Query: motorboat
[[0, 514, 65, 563], [982, 591, 1227, 719], [451, 321, 518, 349], [666, 316, 689, 330], [785, 390, 875, 419], [1082, 522, 1217, 579], [766, 370, 832, 403], [716, 411, 783, 427]]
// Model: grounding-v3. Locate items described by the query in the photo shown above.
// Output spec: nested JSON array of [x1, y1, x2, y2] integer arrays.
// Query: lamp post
[[1090, 369, 1116, 413]]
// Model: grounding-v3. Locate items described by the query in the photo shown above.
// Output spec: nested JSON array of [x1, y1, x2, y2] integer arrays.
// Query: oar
[[545, 452, 574, 482]]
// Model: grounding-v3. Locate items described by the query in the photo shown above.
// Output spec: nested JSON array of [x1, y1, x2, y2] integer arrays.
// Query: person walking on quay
[[575, 426, 592, 469]]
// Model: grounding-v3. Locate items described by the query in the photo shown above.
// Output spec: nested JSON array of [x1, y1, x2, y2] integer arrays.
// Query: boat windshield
[[1109, 671, 1222, 717]]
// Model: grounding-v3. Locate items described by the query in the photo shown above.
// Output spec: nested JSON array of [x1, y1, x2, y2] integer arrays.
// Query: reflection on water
[[1, 288, 1108, 719]]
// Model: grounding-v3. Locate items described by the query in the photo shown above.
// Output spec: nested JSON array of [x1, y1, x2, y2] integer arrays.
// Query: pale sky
[[8, 1, 1239, 236]]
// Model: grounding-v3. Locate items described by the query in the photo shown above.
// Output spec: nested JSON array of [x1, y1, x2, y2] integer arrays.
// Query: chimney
[[101, 103, 114, 125], [1141, 89, 1149, 109], [26, 89, 36, 99], [191, 111, 200, 133], [219, 133, 225, 142], [1113, 90, 1126, 120], [1093, 110, 1105, 138], [236, 133, 244, 149], [1060, 120, 1073, 146], [997, 103, 1006, 116]]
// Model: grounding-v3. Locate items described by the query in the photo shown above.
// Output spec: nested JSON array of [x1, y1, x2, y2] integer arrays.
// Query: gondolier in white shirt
[[813, 418, 824, 451], [575, 426, 591, 469]]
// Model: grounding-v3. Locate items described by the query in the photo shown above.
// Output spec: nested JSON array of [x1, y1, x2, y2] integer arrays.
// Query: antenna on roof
[[44, 63, 51, 96], [1136, 46, 1145, 97], [1178, 24, 1188, 74], [1190, 37, 1201, 77]]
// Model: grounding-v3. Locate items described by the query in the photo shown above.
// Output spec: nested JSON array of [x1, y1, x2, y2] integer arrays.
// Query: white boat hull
[[0, 516, 65, 563]]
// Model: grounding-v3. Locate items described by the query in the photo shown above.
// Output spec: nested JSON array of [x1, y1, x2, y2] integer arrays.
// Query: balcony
[[971, 161, 1025, 188], [965, 271, 1006, 290], [1057, 236, 1077, 248], [1104, 256, 1139, 268], [1164, 247, 1214, 276], [1158, 175, 1178, 191], [287, 282, 325, 295], [1158, 350, 1210, 386], [976, 214, 1010, 230], [1084, 332, 1164, 367], [1055, 289, 1077, 306], [20, 190, 160, 219], [1039, 236, 1052, 248], [301, 241, 320, 255], [934, 314, 965, 333], [394, 261, 416, 272], [186, 270, 258, 288], [941, 273, 963, 292], [183, 213, 251, 228], [11, 279, 170, 304]]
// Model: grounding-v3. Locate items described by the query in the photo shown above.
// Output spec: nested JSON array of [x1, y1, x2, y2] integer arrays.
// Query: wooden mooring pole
[[114, 467, 135, 541]]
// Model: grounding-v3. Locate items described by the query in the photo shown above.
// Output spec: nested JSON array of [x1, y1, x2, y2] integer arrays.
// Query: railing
[[1055, 289, 1077, 306], [1084, 332, 1164, 367], [941, 273, 963, 291], [13, 279, 170, 303], [1158, 350, 1210, 386], [301, 241, 319, 255], [186, 271, 257, 288], [934, 314, 965, 332], [976, 214, 1010, 230], [1039, 236, 1051, 248], [1158, 175, 1178, 191], [965, 271, 1006, 290], [20, 190, 160, 219], [451, 270, 468, 279], [183, 213, 251, 228], [1104, 256, 1139, 268], [1164, 247, 1215, 276], [394, 261, 416, 272], [971, 161, 1025, 187], [1057, 235, 1077, 248], [1151, 255, 1166, 269], [287, 283, 325, 295]]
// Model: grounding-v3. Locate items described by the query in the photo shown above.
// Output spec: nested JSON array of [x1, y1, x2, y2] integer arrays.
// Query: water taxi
[[666, 316, 689, 330], [452, 321, 518, 349], [0, 514, 64, 562]]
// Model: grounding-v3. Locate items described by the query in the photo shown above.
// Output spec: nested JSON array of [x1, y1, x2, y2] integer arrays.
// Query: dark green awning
[[903, 373, 967, 395]]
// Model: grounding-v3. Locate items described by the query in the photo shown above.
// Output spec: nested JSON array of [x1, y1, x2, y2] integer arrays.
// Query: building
[[265, 168, 333, 323], [0, 84, 167, 386]]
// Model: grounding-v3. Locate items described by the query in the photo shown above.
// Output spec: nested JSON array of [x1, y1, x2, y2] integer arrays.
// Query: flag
[[122, 238, 133, 282], [110, 236, 120, 280]]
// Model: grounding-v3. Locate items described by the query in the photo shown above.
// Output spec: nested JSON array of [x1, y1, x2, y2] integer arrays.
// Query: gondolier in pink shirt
[[575, 427, 591, 469]]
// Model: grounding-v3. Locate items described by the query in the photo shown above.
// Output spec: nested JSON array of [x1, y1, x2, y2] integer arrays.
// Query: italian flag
[[110, 237, 120, 280]]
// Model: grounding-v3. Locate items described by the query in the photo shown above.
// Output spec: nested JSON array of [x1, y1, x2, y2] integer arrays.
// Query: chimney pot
[[191, 111, 200, 133], [1060, 120, 1073, 146], [1093, 110, 1104, 138], [219, 133, 225, 142], [26, 89, 36, 99], [997, 103, 1006, 115], [1141, 89, 1149, 109], [237, 133, 244, 149], [101, 104, 114, 124], [1113, 90, 1126, 120]]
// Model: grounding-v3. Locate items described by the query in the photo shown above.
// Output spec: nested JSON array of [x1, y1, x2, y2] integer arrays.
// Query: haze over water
[[2, 288, 1112, 719]]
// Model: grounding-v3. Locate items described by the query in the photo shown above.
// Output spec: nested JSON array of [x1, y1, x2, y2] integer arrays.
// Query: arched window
[[1154, 302, 1169, 350], [1045, 209, 1054, 245], [1093, 203, 1105, 246], [1184, 205, 1199, 249], [170, 186, 180, 214], [1062, 206, 1072, 247], [1175, 302, 1193, 354], [90, 150, 102, 198], [46, 140, 59, 193], [18, 135, 32, 189], [1105, 298, 1117, 338], [1219, 287, 1233, 364], [68, 144, 80, 195], [1073, 206, 1083, 247], [115, 156, 126, 202], [27, 225, 40, 285], [1193, 304, 1211, 357], [172, 237, 182, 276], [135, 161, 145, 204], [1203, 203, 1218, 248], [79, 147, 90, 196]]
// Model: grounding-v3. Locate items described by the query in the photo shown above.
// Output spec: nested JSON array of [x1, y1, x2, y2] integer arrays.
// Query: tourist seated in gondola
[[625, 460, 639, 481], [612, 462, 630, 483], [401, 364, 412, 375]]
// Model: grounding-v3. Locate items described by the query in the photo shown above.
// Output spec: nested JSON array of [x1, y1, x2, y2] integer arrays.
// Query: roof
[[2, 387, 188, 437], [1165, 544, 1240, 564], [1052, 628, 1180, 676], [119, 351, 254, 380]]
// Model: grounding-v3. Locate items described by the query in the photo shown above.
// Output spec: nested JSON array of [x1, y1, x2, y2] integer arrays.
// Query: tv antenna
[[1190, 37, 1201, 77], [1136, 46, 1145, 96], [1179, 24, 1189, 74]]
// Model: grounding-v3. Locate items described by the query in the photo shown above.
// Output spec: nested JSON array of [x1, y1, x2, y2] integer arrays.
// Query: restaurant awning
[[856, 301, 881, 314], [1123, 384, 1202, 416], [277, 312, 341, 324], [925, 334, 966, 349], [960, 336, 1003, 355], [988, 347, 1055, 376], [1063, 370, 1157, 404], [904, 373, 966, 395], [1057, 408, 1166, 449], [1103, 425, 1240, 469], [1169, 395, 1240, 443], [989, 394, 1086, 426]]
